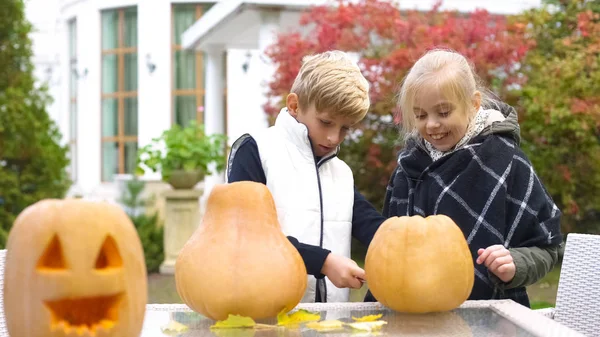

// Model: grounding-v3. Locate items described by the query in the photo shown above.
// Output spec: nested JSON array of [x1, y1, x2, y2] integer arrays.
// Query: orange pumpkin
[[365, 215, 474, 313], [175, 181, 307, 320], [3, 199, 147, 337]]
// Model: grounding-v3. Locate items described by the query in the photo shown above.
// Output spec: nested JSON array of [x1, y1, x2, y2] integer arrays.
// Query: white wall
[[226, 48, 269, 145], [137, 0, 171, 181], [25, 0, 63, 137]]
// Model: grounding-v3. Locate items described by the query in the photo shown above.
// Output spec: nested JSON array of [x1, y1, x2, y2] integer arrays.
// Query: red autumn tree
[[264, 0, 532, 210]]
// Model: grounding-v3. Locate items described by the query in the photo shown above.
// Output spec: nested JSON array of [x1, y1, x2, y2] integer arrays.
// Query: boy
[[227, 50, 385, 303]]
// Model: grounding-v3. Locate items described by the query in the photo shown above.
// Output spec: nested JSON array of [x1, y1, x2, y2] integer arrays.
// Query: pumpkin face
[[175, 181, 307, 320], [3, 199, 147, 337], [365, 215, 474, 313]]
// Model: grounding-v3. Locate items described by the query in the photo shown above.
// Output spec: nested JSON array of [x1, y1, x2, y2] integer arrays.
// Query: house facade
[[25, 0, 543, 206]]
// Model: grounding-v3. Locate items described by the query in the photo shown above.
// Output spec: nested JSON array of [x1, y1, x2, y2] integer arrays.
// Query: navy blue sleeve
[[352, 186, 386, 247], [227, 135, 266, 184], [381, 166, 399, 218], [287, 237, 330, 279], [227, 134, 330, 278]]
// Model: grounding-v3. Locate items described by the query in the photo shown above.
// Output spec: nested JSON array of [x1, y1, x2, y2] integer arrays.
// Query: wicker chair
[[535, 233, 600, 336]]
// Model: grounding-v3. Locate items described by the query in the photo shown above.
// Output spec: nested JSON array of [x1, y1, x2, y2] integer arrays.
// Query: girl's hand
[[476, 245, 516, 283]]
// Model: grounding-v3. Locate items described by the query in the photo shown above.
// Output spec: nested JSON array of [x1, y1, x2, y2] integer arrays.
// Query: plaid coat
[[377, 106, 562, 307]]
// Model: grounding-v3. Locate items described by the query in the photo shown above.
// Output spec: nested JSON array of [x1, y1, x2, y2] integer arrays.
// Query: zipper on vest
[[310, 141, 337, 303], [312, 157, 326, 303], [315, 153, 336, 247]]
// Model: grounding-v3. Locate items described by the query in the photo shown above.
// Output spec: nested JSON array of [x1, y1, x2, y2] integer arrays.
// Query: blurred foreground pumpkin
[[3, 199, 147, 337], [365, 215, 474, 313], [175, 181, 307, 320]]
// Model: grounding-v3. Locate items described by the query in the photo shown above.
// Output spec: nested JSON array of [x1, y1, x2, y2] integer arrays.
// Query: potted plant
[[136, 121, 227, 189]]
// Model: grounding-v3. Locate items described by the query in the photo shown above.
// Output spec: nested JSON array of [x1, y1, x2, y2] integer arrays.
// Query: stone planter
[[167, 169, 204, 189], [159, 188, 204, 274]]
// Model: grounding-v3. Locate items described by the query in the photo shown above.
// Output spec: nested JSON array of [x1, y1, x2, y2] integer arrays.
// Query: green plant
[[0, 0, 71, 247], [119, 178, 164, 273], [512, 0, 600, 234], [136, 121, 227, 181]]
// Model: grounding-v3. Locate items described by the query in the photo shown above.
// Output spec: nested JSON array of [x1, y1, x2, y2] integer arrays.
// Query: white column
[[201, 44, 226, 207], [204, 44, 226, 140], [257, 9, 280, 119]]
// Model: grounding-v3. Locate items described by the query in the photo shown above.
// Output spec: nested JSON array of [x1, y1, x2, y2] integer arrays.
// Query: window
[[171, 3, 214, 127], [101, 7, 138, 182], [68, 19, 77, 182]]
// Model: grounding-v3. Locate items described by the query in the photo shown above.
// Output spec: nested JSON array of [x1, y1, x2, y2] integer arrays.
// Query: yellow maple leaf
[[346, 321, 387, 332], [210, 329, 257, 337], [351, 313, 383, 322], [277, 309, 321, 326], [160, 320, 189, 334], [210, 315, 256, 329], [305, 320, 345, 332]]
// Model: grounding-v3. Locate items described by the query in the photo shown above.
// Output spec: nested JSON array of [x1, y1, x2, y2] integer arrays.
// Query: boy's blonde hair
[[398, 49, 498, 139], [291, 50, 370, 123]]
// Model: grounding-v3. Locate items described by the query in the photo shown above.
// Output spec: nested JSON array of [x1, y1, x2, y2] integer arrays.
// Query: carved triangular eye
[[37, 234, 67, 270], [95, 235, 123, 269]]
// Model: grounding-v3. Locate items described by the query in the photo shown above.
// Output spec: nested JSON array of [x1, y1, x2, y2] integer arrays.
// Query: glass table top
[[140, 301, 581, 337]]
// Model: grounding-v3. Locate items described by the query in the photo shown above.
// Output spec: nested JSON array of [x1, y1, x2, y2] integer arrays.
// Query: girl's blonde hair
[[398, 49, 498, 139]]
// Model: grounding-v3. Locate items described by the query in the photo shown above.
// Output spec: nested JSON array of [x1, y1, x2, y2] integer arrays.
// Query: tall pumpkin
[[175, 181, 307, 320], [3, 199, 148, 337], [365, 215, 474, 313]]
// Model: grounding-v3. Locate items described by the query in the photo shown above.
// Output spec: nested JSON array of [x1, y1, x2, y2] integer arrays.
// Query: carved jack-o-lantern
[[3, 199, 148, 337]]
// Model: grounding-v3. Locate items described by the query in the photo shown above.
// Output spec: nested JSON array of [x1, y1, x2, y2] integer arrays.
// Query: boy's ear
[[472, 91, 482, 112], [287, 93, 299, 117]]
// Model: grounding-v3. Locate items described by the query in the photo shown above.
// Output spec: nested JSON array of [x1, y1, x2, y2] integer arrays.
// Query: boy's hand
[[321, 253, 366, 289], [476, 245, 516, 283]]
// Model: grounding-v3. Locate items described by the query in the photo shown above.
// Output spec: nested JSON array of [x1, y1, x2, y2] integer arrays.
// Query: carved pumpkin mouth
[[45, 293, 123, 334]]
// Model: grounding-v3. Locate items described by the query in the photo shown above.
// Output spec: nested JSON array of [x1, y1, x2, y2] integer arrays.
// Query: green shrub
[[0, 0, 71, 247], [119, 178, 164, 273]]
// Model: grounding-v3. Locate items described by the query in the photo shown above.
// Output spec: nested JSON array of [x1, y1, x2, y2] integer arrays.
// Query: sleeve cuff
[[313, 250, 330, 279], [488, 249, 527, 289]]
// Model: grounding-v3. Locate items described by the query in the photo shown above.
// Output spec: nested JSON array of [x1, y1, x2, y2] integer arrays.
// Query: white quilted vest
[[252, 108, 354, 303]]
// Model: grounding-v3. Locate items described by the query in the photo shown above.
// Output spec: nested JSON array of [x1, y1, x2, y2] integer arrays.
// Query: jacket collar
[[275, 107, 339, 160]]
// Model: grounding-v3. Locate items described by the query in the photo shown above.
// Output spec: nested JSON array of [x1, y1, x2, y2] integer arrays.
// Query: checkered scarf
[[383, 119, 562, 307]]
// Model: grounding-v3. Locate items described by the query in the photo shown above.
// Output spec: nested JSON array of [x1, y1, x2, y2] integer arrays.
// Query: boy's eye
[[320, 120, 331, 125]]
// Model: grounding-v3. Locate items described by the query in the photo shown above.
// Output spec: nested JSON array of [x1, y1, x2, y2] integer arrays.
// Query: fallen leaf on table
[[160, 320, 189, 334], [210, 328, 257, 337], [305, 320, 345, 332], [346, 321, 387, 332], [351, 314, 383, 322], [277, 309, 321, 326], [210, 315, 256, 329]]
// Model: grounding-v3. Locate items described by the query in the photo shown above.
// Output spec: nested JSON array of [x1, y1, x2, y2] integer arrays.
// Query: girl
[[367, 49, 563, 307]]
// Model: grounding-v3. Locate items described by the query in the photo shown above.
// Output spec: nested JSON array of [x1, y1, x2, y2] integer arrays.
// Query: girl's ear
[[286, 93, 299, 117], [472, 91, 482, 111]]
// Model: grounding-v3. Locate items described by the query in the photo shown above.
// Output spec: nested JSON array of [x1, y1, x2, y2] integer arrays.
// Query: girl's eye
[[320, 120, 331, 125], [415, 115, 426, 120], [439, 108, 453, 117]]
